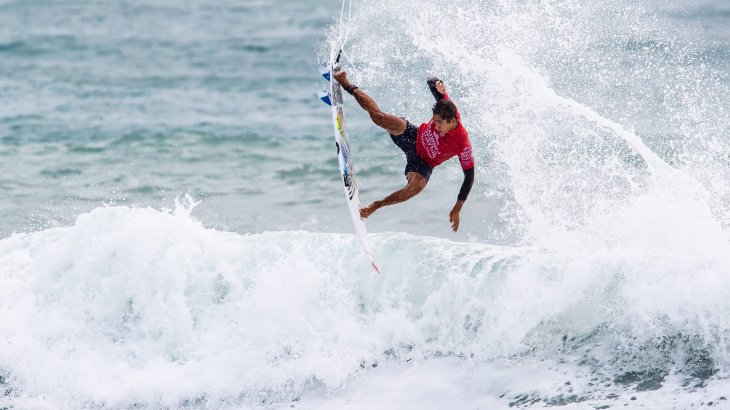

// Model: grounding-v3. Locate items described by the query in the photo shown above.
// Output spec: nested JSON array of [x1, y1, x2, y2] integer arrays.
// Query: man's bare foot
[[360, 203, 378, 219], [333, 70, 350, 87]]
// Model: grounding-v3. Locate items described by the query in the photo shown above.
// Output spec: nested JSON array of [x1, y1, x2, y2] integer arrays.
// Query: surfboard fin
[[317, 89, 332, 106], [318, 64, 331, 81]]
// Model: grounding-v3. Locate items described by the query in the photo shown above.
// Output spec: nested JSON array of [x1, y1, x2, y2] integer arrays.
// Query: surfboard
[[319, 49, 380, 274]]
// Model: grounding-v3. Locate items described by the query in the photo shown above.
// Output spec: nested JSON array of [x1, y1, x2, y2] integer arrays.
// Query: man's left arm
[[449, 167, 474, 232], [449, 143, 475, 232]]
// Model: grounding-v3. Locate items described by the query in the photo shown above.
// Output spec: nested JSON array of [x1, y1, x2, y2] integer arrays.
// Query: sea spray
[[328, 0, 730, 401]]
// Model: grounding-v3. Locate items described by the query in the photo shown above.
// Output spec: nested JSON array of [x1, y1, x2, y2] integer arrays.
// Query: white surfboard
[[319, 49, 380, 274]]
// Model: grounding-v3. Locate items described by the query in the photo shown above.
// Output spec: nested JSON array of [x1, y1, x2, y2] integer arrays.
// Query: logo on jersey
[[459, 146, 473, 163], [421, 123, 442, 159]]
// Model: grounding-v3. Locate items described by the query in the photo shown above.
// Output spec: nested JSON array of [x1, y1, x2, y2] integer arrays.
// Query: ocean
[[1, 0, 729, 408]]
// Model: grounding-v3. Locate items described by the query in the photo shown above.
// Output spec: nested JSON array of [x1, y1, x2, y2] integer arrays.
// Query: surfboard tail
[[370, 259, 380, 275]]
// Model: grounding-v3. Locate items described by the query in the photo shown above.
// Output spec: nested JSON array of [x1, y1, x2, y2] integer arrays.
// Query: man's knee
[[407, 173, 427, 193]]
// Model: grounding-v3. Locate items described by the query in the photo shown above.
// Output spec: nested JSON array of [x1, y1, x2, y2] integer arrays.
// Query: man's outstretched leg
[[333, 70, 407, 136]]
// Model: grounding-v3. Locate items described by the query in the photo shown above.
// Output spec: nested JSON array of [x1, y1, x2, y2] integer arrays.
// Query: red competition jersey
[[416, 94, 475, 170]]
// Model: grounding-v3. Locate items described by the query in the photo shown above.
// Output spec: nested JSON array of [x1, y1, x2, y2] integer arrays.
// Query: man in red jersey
[[333, 70, 475, 232]]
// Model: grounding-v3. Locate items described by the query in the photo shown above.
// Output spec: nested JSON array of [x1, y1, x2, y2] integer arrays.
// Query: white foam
[[0, 204, 526, 407], [2, 201, 730, 407]]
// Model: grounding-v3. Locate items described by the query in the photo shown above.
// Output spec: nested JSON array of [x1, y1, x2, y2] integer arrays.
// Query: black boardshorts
[[390, 121, 434, 182]]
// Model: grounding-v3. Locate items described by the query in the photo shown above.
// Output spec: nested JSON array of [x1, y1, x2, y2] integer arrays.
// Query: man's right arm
[[427, 77, 445, 100]]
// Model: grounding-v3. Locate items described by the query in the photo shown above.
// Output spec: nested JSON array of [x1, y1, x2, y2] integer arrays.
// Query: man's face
[[433, 114, 457, 133]]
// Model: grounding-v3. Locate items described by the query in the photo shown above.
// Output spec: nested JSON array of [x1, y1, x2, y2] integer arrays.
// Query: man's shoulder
[[452, 123, 470, 141], [417, 120, 432, 135]]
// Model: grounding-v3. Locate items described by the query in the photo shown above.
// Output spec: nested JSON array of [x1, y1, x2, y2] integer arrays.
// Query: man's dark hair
[[432, 99, 458, 121]]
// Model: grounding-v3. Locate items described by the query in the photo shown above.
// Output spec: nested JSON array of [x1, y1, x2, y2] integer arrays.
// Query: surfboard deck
[[321, 49, 380, 275]]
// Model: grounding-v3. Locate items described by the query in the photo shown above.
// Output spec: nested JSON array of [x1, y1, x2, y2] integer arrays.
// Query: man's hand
[[435, 80, 447, 96], [333, 70, 351, 88], [449, 201, 464, 232], [360, 201, 380, 219]]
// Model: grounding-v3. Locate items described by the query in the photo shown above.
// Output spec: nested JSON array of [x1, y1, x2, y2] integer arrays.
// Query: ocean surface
[[1, 0, 729, 408]]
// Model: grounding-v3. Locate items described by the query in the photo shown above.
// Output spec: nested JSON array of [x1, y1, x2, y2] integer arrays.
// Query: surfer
[[333, 70, 475, 232]]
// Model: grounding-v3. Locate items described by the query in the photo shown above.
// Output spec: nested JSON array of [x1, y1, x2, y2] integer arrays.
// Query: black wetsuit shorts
[[390, 121, 434, 182]]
